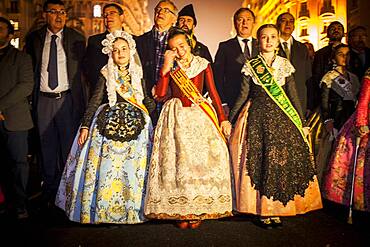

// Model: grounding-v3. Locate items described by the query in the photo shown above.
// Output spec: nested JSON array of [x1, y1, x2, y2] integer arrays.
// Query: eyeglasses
[[103, 11, 120, 18], [45, 9, 67, 16], [155, 7, 176, 15]]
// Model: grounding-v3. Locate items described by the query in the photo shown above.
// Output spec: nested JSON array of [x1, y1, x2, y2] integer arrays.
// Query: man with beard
[[0, 17, 34, 219], [84, 3, 125, 97], [213, 8, 258, 118], [176, 4, 212, 63], [135, 0, 178, 124], [276, 12, 312, 116], [310, 21, 344, 111], [348, 26, 370, 80]]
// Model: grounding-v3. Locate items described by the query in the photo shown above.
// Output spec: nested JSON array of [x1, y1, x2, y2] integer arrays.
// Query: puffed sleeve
[[155, 70, 171, 101], [204, 64, 226, 123], [355, 74, 370, 127]]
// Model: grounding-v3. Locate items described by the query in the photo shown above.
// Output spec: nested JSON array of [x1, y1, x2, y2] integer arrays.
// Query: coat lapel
[[231, 37, 245, 65]]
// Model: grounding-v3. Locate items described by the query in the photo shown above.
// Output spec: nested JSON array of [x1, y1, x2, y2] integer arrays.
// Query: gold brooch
[[256, 65, 265, 74]]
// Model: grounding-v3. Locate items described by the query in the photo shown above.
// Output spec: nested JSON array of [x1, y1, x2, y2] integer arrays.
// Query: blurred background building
[[0, 0, 369, 55]]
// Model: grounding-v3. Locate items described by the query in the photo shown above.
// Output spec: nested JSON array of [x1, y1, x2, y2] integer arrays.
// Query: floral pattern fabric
[[55, 101, 152, 224]]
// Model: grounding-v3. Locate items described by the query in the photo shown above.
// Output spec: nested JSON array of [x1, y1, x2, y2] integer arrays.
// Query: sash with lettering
[[170, 68, 226, 143], [247, 55, 311, 151]]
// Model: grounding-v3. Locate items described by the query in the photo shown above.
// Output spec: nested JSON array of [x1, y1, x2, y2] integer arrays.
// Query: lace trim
[[145, 211, 232, 220], [179, 55, 209, 79], [100, 31, 144, 107], [242, 55, 295, 86], [320, 70, 340, 88]]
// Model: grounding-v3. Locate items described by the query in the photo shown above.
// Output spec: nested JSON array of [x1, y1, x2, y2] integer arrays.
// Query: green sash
[[247, 55, 310, 150]]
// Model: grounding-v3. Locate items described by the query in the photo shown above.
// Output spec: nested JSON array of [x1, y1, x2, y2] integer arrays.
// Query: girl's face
[[334, 47, 350, 67], [258, 27, 279, 53], [112, 38, 130, 67], [168, 34, 191, 60]]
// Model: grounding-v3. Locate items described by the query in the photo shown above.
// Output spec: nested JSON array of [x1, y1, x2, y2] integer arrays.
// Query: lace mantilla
[[100, 30, 144, 107], [179, 55, 209, 79], [242, 55, 295, 86], [320, 70, 340, 88]]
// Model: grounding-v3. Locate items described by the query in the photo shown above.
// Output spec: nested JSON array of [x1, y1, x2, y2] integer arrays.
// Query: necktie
[[243, 39, 251, 59], [48, 35, 58, 90], [283, 41, 290, 61]]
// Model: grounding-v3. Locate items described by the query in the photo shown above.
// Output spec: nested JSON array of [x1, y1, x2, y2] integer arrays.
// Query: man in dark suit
[[135, 0, 178, 124], [83, 3, 124, 97], [276, 12, 312, 116], [348, 26, 370, 81], [311, 21, 344, 110], [25, 0, 86, 207], [213, 8, 258, 118], [176, 4, 212, 63], [0, 17, 34, 219]]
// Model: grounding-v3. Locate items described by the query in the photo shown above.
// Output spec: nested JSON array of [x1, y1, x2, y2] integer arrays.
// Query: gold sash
[[170, 68, 226, 143]]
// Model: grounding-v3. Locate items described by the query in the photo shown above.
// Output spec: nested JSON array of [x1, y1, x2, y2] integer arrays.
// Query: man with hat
[[176, 4, 212, 63]]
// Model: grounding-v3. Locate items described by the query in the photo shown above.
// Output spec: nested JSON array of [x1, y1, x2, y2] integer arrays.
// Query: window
[[93, 5, 101, 18]]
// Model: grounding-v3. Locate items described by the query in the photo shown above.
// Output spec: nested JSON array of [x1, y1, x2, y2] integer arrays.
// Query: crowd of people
[[0, 0, 369, 230]]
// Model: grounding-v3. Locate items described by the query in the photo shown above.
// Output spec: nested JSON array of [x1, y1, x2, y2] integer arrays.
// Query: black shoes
[[254, 217, 273, 229], [254, 217, 283, 229], [270, 217, 283, 228], [16, 207, 29, 220]]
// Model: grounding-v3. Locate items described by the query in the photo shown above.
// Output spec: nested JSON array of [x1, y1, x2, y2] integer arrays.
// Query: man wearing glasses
[[135, 0, 178, 124], [25, 0, 86, 211], [84, 3, 125, 97]]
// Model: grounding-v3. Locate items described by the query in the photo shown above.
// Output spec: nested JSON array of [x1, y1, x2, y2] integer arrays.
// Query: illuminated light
[[11, 38, 19, 49], [244, 0, 347, 50], [9, 20, 19, 31], [93, 5, 102, 18]]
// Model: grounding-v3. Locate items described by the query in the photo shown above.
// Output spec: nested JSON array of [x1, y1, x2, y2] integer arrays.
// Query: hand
[[78, 128, 89, 146], [0, 114, 4, 121], [152, 85, 157, 100], [162, 49, 178, 75], [357, 125, 369, 137], [221, 120, 232, 139], [324, 120, 334, 134], [302, 127, 310, 137], [223, 105, 230, 119]]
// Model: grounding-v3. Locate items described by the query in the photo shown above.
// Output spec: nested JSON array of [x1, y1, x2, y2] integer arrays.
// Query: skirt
[[144, 98, 233, 220], [56, 102, 152, 224]]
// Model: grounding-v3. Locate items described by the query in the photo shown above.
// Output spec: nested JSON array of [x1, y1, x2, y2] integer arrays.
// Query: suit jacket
[[25, 25, 87, 124], [348, 47, 370, 81], [135, 30, 156, 98], [0, 45, 34, 131], [310, 44, 334, 110], [213, 36, 258, 109], [83, 31, 109, 96], [278, 38, 312, 114], [193, 38, 213, 63], [134, 30, 163, 123]]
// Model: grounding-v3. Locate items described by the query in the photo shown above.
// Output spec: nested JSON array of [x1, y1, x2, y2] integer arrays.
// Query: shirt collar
[[280, 36, 293, 47], [47, 28, 63, 39], [237, 36, 251, 43]]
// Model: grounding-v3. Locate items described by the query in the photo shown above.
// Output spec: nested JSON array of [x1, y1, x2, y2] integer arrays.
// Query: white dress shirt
[[280, 36, 293, 54], [237, 36, 253, 55], [40, 29, 70, 93]]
